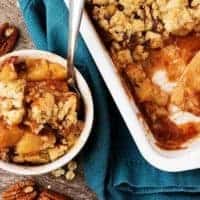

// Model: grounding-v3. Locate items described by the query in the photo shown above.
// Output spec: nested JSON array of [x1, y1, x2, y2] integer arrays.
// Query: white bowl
[[0, 49, 94, 175]]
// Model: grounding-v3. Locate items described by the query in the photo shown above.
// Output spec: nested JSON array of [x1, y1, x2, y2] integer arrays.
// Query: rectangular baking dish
[[65, 1, 200, 172]]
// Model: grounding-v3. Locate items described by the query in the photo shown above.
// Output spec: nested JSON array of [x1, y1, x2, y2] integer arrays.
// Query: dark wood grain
[[0, 170, 96, 200], [0, 1, 97, 199]]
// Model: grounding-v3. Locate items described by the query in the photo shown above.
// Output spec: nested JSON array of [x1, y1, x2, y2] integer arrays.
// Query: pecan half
[[2, 179, 37, 200], [38, 190, 70, 200], [0, 23, 19, 56]]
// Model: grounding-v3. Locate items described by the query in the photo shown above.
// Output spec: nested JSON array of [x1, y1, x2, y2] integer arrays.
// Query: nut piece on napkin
[[1, 179, 37, 200], [0, 23, 19, 56], [51, 160, 78, 181]]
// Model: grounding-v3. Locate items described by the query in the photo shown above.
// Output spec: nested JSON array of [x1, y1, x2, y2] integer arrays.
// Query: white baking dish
[[64, 1, 200, 172]]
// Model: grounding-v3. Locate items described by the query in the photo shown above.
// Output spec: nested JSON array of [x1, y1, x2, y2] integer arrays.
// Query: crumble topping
[[30, 92, 55, 125], [25, 80, 79, 135], [162, 6, 194, 36], [0, 80, 25, 125], [88, 0, 200, 61], [0, 57, 83, 164], [87, 0, 200, 149], [125, 63, 169, 106]]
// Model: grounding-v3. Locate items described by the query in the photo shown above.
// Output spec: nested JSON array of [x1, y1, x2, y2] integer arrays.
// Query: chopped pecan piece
[[2, 179, 37, 200], [0, 23, 19, 56], [38, 190, 70, 200]]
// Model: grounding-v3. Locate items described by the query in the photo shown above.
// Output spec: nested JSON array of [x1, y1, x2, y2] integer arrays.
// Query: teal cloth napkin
[[19, 0, 200, 199]]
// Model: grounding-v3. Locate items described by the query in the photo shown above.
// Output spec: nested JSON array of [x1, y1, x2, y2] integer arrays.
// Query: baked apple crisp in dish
[[0, 54, 84, 165], [85, 0, 200, 150]]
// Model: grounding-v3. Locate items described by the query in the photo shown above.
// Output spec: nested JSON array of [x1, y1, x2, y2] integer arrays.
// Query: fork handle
[[66, 0, 85, 81]]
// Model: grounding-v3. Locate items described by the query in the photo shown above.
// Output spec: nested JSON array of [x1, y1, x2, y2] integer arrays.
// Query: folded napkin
[[19, 0, 200, 199]]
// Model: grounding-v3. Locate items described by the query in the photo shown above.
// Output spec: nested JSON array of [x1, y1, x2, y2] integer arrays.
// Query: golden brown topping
[[132, 45, 149, 61], [0, 79, 25, 125], [115, 49, 133, 64], [49, 63, 67, 80], [27, 89, 79, 135], [26, 59, 50, 81], [16, 133, 56, 155], [145, 31, 163, 49], [162, 6, 194, 36], [2, 179, 37, 200], [88, 0, 200, 61], [0, 57, 83, 164], [88, 0, 200, 150], [126, 64, 169, 106], [26, 59, 67, 81], [48, 145, 69, 161], [0, 59, 18, 81], [30, 92, 55, 125], [13, 153, 50, 164], [0, 123, 23, 149]]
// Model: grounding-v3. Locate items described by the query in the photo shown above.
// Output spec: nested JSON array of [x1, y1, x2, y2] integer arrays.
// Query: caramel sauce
[[112, 33, 200, 150], [144, 34, 200, 149], [152, 118, 199, 150], [144, 33, 200, 82], [0, 121, 24, 148]]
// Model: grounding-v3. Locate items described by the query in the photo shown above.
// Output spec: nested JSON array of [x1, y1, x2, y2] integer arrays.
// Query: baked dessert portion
[[87, 0, 200, 55], [87, 0, 200, 149], [0, 57, 83, 164]]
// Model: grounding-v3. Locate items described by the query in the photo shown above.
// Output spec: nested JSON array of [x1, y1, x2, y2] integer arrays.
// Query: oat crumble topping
[[0, 57, 83, 164], [87, 0, 200, 61], [87, 0, 200, 149]]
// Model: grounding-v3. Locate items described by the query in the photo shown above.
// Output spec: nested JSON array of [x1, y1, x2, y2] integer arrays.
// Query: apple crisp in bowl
[[0, 50, 93, 174]]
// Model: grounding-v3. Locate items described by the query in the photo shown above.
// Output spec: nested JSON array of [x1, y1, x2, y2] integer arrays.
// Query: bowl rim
[[0, 49, 94, 175]]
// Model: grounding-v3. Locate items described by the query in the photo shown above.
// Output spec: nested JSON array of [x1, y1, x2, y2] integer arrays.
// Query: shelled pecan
[[38, 190, 70, 200], [0, 23, 19, 56], [2, 179, 37, 200], [1, 180, 72, 200]]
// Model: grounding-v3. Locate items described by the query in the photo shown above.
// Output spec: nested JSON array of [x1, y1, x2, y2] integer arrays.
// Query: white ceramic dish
[[64, 0, 200, 172], [0, 50, 94, 175]]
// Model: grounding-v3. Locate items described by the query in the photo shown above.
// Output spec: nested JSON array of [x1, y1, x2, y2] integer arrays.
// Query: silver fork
[[67, 0, 85, 98]]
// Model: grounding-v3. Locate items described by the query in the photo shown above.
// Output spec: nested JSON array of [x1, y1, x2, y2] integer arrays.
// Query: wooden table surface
[[0, 1, 97, 199]]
